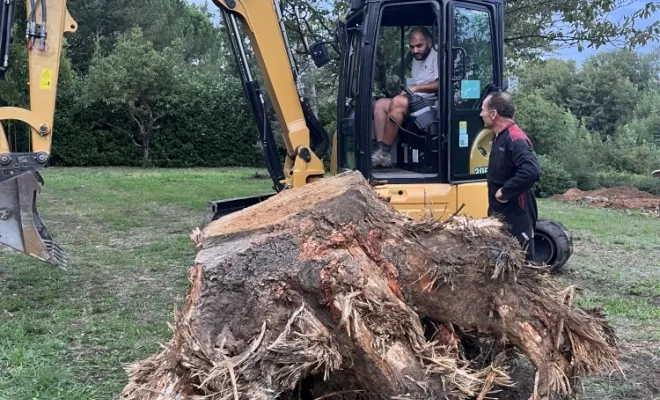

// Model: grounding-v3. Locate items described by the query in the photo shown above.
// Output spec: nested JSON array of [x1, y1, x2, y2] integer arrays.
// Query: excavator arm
[[205, 0, 332, 220], [0, 0, 76, 268], [0, 0, 331, 265], [211, 0, 329, 188]]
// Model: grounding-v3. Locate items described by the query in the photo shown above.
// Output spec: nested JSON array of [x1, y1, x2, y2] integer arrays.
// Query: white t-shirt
[[409, 48, 438, 99]]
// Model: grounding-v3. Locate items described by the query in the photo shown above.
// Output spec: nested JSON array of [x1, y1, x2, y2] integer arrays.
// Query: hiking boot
[[372, 148, 392, 167]]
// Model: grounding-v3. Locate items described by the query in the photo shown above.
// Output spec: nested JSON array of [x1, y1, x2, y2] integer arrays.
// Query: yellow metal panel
[[456, 182, 489, 219], [0, 124, 9, 153], [374, 182, 489, 220], [374, 184, 457, 220], [212, 0, 324, 188], [27, 0, 77, 154], [0, 1, 76, 155]]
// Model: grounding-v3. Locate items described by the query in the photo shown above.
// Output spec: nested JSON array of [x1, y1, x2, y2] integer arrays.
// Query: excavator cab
[[335, 0, 502, 186]]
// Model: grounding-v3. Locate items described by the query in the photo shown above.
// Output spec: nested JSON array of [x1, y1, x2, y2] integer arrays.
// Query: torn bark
[[120, 171, 619, 400]]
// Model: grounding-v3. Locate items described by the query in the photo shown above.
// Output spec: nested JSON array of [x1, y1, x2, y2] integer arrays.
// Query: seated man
[[372, 26, 439, 167]]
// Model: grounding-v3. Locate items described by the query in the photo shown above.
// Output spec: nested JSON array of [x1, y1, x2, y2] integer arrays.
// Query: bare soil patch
[[553, 187, 660, 215], [580, 341, 660, 400]]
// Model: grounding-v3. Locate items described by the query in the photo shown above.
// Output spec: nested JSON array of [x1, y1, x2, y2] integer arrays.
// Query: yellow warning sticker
[[40, 69, 53, 90]]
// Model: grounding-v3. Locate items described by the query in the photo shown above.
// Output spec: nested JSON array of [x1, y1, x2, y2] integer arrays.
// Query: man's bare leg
[[372, 98, 395, 167], [382, 95, 408, 146], [374, 98, 392, 143]]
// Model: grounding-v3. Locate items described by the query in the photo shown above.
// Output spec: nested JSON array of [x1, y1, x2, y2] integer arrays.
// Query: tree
[[516, 49, 660, 137], [515, 59, 578, 108], [512, 90, 577, 156], [83, 27, 181, 167], [569, 55, 643, 136]]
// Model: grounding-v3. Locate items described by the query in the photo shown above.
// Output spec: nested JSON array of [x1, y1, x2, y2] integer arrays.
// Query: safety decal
[[40, 69, 53, 90], [459, 121, 468, 148]]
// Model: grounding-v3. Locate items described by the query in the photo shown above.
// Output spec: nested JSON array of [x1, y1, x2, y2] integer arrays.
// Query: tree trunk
[[120, 171, 620, 400], [141, 132, 151, 168], [142, 139, 150, 167]]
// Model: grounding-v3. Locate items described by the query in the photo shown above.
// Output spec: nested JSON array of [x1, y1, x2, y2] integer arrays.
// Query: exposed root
[[180, 318, 266, 399], [120, 306, 190, 400], [334, 289, 513, 399], [265, 304, 343, 390], [475, 352, 513, 400], [122, 302, 343, 400], [417, 341, 514, 399], [334, 289, 426, 354]]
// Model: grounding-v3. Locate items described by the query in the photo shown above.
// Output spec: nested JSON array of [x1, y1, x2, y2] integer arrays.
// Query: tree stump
[[120, 171, 619, 400]]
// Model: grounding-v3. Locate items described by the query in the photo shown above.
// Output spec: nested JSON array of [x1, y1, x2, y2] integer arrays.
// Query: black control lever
[[400, 84, 414, 97], [397, 85, 435, 130]]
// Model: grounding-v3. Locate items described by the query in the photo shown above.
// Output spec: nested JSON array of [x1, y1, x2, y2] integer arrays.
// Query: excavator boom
[[0, 0, 76, 268]]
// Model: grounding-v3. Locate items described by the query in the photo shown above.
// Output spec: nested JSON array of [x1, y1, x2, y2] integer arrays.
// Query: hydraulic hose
[[1, 0, 16, 78]]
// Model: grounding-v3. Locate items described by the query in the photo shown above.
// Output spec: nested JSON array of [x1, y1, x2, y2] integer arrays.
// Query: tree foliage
[[83, 28, 181, 166], [513, 48, 660, 196]]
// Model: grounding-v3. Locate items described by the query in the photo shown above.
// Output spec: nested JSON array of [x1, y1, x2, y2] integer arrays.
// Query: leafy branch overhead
[[503, 0, 660, 59]]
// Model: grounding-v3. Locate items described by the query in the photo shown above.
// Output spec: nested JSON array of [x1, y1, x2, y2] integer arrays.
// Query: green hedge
[[49, 76, 264, 168]]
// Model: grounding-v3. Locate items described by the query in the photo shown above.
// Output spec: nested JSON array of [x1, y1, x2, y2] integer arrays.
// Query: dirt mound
[[553, 186, 660, 215]]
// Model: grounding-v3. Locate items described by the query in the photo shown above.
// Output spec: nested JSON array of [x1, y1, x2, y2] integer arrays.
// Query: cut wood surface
[[120, 171, 620, 400]]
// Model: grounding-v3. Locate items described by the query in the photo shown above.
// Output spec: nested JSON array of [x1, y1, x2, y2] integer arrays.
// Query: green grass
[[539, 199, 660, 249], [0, 168, 658, 399], [0, 167, 273, 400], [538, 198, 660, 399]]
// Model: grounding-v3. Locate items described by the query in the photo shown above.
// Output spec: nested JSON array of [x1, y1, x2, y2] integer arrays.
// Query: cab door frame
[[446, 0, 503, 184], [355, 0, 444, 184]]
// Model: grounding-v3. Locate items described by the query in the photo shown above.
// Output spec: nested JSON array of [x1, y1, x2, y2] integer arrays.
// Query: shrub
[[535, 154, 576, 198], [512, 90, 575, 157]]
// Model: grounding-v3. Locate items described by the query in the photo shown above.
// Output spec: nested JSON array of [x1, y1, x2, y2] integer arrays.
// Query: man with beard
[[480, 91, 540, 261], [372, 26, 439, 167]]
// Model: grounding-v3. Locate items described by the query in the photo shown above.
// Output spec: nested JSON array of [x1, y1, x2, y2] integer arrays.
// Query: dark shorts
[[422, 97, 437, 106]]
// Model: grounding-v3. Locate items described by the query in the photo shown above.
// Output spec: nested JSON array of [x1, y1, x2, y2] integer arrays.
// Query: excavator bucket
[[0, 170, 67, 268]]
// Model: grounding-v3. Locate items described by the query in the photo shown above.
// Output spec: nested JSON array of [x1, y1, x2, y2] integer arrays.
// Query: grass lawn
[[1, 167, 658, 399]]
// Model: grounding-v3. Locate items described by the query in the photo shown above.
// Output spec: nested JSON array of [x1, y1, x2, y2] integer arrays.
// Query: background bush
[[534, 155, 576, 198]]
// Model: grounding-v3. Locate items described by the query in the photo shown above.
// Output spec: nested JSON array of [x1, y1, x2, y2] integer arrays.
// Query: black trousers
[[504, 210, 536, 261], [489, 190, 537, 261]]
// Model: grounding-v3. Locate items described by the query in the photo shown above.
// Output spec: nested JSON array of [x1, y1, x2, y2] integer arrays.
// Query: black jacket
[[487, 122, 540, 226]]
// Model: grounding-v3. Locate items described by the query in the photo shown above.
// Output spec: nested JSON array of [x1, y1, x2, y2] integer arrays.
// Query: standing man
[[372, 26, 439, 167], [480, 91, 540, 260]]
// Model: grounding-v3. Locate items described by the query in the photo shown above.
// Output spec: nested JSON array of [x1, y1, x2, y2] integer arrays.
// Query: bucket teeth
[[43, 239, 68, 269], [0, 171, 67, 269]]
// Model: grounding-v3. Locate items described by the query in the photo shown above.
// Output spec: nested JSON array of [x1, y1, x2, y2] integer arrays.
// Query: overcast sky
[[187, 0, 659, 64]]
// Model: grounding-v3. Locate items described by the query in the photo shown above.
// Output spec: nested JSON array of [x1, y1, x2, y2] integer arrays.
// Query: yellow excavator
[[0, 0, 573, 272]]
